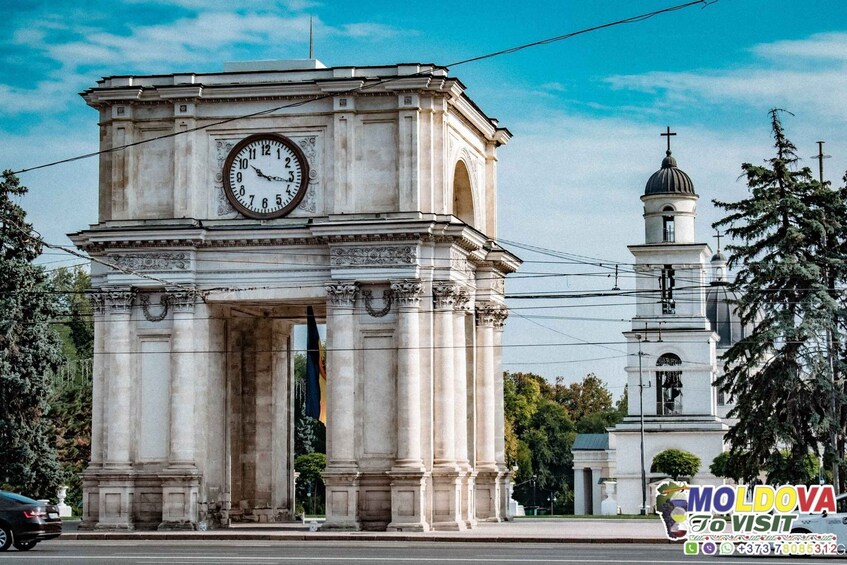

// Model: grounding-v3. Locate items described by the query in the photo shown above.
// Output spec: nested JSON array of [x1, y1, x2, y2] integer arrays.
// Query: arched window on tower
[[660, 264, 675, 314], [662, 206, 675, 243], [656, 353, 682, 415]]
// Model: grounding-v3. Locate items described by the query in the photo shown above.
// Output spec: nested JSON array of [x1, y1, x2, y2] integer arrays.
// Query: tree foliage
[[504, 371, 621, 513], [0, 170, 64, 499], [294, 452, 326, 515], [713, 110, 847, 485], [293, 353, 325, 457], [651, 448, 701, 480]]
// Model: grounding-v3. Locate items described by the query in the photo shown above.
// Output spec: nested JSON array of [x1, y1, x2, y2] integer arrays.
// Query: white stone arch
[[451, 147, 481, 228]]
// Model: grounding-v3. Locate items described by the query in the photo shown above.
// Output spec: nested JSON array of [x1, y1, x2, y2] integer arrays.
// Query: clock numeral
[[262, 198, 268, 209], [239, 158, 248, 170], [262, 144, 271, 156], [248, 148, 257, 159], [239, 186, 245, 196], [236, 172, 243, 183], [249, 195, 255, 206], [288, 171, 295, 182], [276, 194, 283, 206], [286, 187, 293, 196], [284, 157, 291, 167]]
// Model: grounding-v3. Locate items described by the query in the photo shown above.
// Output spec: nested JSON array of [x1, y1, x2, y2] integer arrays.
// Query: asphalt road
[[0, 541, 843, 564]]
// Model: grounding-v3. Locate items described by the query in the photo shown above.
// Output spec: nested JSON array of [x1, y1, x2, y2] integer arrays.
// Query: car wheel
[[0, 524, 12, 551], [13, 539, 37, 551]]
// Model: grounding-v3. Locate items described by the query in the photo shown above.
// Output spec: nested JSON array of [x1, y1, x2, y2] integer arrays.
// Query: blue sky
[[3, 0, 847, 396]]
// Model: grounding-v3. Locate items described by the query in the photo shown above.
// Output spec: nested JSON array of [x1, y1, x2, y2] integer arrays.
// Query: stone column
[[98, 288, 135, 529], [452, 288, 475, 528], [323, 282, 361, 530], [493, 306, 510, 520], [474, 302, 501, 521], [81, 292, 107, 529], [88, 293, 106, 467], [431, 281, 463, 530], [160, 289, 200, 530], [387, 280, 428, 532]]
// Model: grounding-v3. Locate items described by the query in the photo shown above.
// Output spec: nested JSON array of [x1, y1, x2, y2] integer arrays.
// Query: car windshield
[[0, 491, 40, 505]]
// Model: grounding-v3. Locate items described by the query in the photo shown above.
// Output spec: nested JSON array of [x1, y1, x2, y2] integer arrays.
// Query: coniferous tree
[[713, 110, 846, 485], [0, 170, 64, 498]]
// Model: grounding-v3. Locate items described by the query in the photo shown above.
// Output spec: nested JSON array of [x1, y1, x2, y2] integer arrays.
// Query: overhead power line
[[11, 0, 716, 176]]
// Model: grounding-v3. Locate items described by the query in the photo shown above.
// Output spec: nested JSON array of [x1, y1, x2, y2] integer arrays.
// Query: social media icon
[[684, 541, 699, 555], [702, 541, 717, 555], [719, 541, 735, 555]]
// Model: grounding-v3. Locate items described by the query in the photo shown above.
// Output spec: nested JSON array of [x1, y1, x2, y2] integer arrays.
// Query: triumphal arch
[[71, 60, 520, 531]]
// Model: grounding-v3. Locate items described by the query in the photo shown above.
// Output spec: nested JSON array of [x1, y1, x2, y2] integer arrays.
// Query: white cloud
[[751, 32, 847, 63], [605, 33, 847, 124], [0, 8, 409, 117]]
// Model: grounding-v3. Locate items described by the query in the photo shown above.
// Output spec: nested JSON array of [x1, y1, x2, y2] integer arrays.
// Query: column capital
[[103, 287, 134, 315], [453, 287, 472, 312], [493, 305, 509, 330], [475, 302, 498, 327], [432, 281, 459, 310], [167, 287, 199, 314], [326, 281, 359, 308], [88, 290, 106, 316], [390, 279, 423, 308]]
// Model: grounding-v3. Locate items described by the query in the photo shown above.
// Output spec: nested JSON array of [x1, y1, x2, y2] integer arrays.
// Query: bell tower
[[609, 129, 726, 514]]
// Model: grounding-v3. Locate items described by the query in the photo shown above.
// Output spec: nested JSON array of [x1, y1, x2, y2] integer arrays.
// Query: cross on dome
[[661, 126, 677, 154]]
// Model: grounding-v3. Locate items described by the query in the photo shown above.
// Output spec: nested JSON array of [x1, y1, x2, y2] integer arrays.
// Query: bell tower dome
[[642, 133, 698, 245]]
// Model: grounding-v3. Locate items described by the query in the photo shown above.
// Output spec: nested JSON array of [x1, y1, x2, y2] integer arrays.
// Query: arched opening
[[662, 206, 675, 243], [452, 160, 475, 226], [656, 353, 682, 415]]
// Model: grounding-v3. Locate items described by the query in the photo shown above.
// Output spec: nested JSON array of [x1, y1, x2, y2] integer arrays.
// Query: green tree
[[0, 170, 64, 498], [47, 266, 94, 513], [713, 110, 847, 485], [50, 266, 93, 358], [556, 373, 613, 423], [651, 448, 701, 480], [709, 451, 745, 482], [293, 353, 325, 457], [294, 452, 326, 515]]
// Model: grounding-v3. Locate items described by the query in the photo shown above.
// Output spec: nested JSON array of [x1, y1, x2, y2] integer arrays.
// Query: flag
[[305, 306, 326, 424]]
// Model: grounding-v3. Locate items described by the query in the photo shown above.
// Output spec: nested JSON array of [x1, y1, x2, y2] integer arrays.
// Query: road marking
[[2, 556, 826, 564]]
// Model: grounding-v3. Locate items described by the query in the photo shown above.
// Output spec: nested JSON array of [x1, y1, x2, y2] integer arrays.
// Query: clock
[[222, 133, 310, 219]]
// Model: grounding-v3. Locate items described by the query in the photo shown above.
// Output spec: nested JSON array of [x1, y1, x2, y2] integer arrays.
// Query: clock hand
[[268, 175, 286, 181], [251, 165, 271, 180]]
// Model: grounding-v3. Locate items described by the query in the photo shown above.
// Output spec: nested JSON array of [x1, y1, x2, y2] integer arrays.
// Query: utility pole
[[813, 141, 840, 492], [637, 333, 648, 514]]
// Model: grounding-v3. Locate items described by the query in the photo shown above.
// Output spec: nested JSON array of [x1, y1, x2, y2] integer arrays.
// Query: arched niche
[[452, 160, 475, 227]]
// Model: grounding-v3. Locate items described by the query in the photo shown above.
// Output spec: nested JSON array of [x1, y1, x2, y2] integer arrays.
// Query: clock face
[[222, 133, 310, 219]]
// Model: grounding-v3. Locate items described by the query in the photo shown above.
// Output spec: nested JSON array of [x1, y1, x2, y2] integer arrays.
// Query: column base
[[431, 466, 465, 531], [93, 469, 136, 530], [158, 468, 201, 529], [460, 466, 477, 529], [322, 468, 361, 531], [497, 468, 512, 520], [475, 469, 503, 522], [386, 467, 429, 532]]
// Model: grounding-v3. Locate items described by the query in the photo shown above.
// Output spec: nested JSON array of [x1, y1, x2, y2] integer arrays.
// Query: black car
[[0, 491, 62, 551]]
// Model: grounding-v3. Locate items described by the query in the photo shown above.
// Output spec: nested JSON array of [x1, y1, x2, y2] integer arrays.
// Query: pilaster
[[431, 281, 464, 530], [474, 301, 500, 522], [452, 287, 475, 528], [323, 281, 361, 530], [159, 288, 201, 529], [387, 280, 428, 531]]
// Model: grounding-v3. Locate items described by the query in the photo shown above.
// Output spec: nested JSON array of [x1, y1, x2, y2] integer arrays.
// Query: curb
[[59, 532, 670, 544]]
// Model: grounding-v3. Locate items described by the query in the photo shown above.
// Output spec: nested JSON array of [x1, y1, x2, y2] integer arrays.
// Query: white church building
[[572, 142, 744, 515]]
